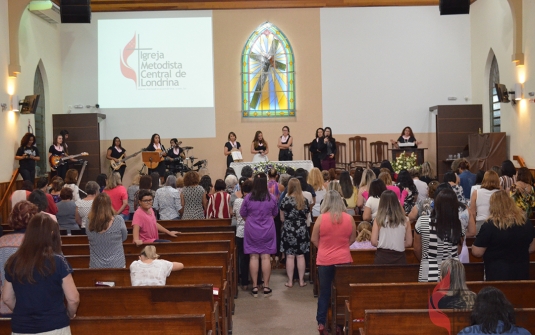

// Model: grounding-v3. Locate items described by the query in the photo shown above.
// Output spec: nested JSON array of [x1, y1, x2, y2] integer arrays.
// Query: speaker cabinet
[[60, 0, 91, 23], [439, 0, 470, 15]]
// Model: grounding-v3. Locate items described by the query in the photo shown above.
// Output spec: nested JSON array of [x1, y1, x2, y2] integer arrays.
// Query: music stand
[[142, 152, 161, 169]]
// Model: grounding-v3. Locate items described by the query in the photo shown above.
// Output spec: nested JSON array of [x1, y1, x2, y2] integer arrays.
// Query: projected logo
[[119, 33, 186, 89]]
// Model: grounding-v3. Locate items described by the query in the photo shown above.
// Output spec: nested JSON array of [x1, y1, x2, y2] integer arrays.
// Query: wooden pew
[[467, 246, 535, 263], [124, 218, 232, 229], [76, 285, 219, 335], [359, 308, 535, 335], [0, 315, 210, 335], [72, 267, 230, 335], [345, 281, 535, 335]]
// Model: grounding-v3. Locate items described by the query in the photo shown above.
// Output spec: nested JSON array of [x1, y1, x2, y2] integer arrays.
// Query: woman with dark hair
[[416, 180, 440, 217], [511, 167, 535, 218], [390, 126, 422, 148], [96, 173, 107, 193], [250, 131, 269, 163], [133, 175, 153, 212], [87, 193, 127, 268], [433, 259, 475, 310], [150, 172, 161, 192], [145, 133, 167, 180], [2, 214, 80, 333], [15, 133, 40, 183], [49, 178, 64, 204], [277, 126, 293, 161], [379, 160, 396, 180], [28, 190, 57, 222], [396, 169, 419, 214], [321, 127, 336, 171], [458, 160, 476, 200], [468, 170, 501, 235], [106, 137, 127, 179], [472, 190, 535, 280], [309, 128, 325, 170], [0, 201, 38, 315], [371, 190, 412, 264], [166, 138, 184, 174], [56, 188, 80, 234], [76, 181, 99, 234], [458, 287, 530, 335], [240, 173, 278, 297], [362, 179, 387, 222], [414, 188, 464, 282], [153, 175, 181, 220], [267, 168, 284, 198], [500, 160, 517, 192], [469, 170, 485, 197], [339, 171, 358, 215], [48, 134, 68, 179], [206, 179, 231, 219], [181, 171, 207, 219], [444, 171, 466, 205], [224, 132, 242, 167]]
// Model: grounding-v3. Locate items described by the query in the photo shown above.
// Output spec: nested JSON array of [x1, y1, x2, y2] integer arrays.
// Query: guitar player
[[48, 134, 68, 179], [145, 133, 167, 182], [106, 137, 128, 179]]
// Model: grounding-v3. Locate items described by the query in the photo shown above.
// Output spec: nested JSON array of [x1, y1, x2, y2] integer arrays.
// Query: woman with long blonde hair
[[371, 190, 412, 264], [472, 190, 535, 280], [87, 193, 127, 268], [311, 190, 356, 334], [468, 170, 501, 236], [308, 168, 326, 217], [280, 178, 310, 287]]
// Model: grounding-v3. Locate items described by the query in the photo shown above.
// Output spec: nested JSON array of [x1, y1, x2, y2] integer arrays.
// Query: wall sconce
[[514, 83, 524, 101], [1, 103, 7, 112], [10, 95, 20, 112]]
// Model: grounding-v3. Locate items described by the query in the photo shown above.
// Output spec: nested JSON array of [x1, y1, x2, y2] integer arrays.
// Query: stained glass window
[[489, 55, 500, 132], [241, 22, 295, 118]]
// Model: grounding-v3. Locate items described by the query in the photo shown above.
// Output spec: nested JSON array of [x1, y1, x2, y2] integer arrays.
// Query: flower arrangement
[[391, 151, 419, 173], [251, 161, 291, 175]]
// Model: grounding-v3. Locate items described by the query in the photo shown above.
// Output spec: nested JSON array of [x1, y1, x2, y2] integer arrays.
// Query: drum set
[[164, 146, 208, 175]]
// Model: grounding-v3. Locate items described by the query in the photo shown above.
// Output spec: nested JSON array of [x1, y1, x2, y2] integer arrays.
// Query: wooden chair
[[303, 143, 311, 160], [369, 141, 389, 166], [335, 141, 348, 171], [348, 136, 368, 169]]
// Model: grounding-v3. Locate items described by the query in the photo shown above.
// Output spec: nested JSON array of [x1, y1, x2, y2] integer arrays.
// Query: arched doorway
[[34, 65, 46, 176]]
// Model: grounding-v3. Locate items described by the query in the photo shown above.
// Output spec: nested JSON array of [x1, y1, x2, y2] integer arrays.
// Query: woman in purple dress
[[240, 172, 279, 298]]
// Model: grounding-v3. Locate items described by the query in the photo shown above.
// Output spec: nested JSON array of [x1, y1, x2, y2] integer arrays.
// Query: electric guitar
[[49, 152, 88, 169], [110, 149, 145, 171]]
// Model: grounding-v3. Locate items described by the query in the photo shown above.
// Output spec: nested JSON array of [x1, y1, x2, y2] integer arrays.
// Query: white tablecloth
[[230, 160, 314, 178]]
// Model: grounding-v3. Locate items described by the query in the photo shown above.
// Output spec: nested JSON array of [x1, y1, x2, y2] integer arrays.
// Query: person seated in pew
[[371, 190, 412, 264], [362, 179, 387, 222], [457, 286, 531, 335], [87, 193, 128, 268], [350, 221, 376, 250], [133, 190, 179, 246], [129, 245, 184, 286], [432, 259, 475, 310], [2, 214, 80, 334]]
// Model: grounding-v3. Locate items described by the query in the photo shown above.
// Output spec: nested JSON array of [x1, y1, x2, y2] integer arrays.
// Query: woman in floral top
[[510, 167, 535, 218], [280, 178, 310, 287], [444, 171, 466, 205]]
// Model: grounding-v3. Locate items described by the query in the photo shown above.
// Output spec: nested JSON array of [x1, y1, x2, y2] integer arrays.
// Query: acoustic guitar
[[110, 149, 145, 171], [49, 152, 88, 169]]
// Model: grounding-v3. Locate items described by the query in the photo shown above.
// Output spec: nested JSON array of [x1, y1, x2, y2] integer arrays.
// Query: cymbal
[[182, 146, 193, 150]]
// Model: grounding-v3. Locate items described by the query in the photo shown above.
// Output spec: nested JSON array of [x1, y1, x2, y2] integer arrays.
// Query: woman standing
[[510, 167, 535, 218], [280, 178, 310, 287], [103, 172, 129, 221], [472, 190, 535, 280], [48, 134, 68, 179], [233, 180, 253, 290], [56, 188, 80, 234], [166, 138, 184, 174], [206, 179, 231, 219], [0, 201, 38, 315], [309, 128, 325, 170], [432, 259, 475, 309], [63, 169, 80, 202], [308, 168, 327, 217], [396, 169, 419, 214], [500, 160, 517, 192], [371, 190, 413, 264], [390, 126, 422, 148], [339, 171, 358, 215], [357, 169, 376, 208], [106, 137, 128, 180], [2, 214, 80, 333], [362, 179, 387, 222], [311, 190, 356, 335], [130, 246, 184, 286], [75, 181, 99, 234], [86, 193, 127, 268], [419, 162, 435, 184], [145, 133, 167, 180], [468, 170, 500, 236], [414, 188, 464, 282], [127, 175, 141, 220], [321, 127, 336, 171], [180, 171, 207, 220], [153, 175, 181, 220], [224, 132, 242, 168], [250, 131, 269, 163], [15, 133, 40, 183], [240, 173, 279, 297], [277, 126, 293, 161]]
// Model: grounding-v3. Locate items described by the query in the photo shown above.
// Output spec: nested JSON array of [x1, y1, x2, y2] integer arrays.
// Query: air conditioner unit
[[28, 1, 61, 24]]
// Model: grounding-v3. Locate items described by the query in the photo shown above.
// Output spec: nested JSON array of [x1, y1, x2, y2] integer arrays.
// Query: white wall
[[320, 6, 472, 135]]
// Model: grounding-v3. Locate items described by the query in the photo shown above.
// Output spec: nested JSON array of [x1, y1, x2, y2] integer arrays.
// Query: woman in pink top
[[378, 171, 408, 208], [102, 172, 129, 220], [311, 190, 356, 335]]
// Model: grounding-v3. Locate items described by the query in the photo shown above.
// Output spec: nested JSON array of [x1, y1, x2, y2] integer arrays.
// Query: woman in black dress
[[224, 132, 241, 167], [166, 138, 184, 174], [309, 128, 325, 170], [48, 134, 67, 179], [390, 126, 422, 148], [277, 126, 293, 161], [321, 127, 336, 171], [15, 133, 40, 183], [106, 137, 127, 180], [145, 133, 167, 181]]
